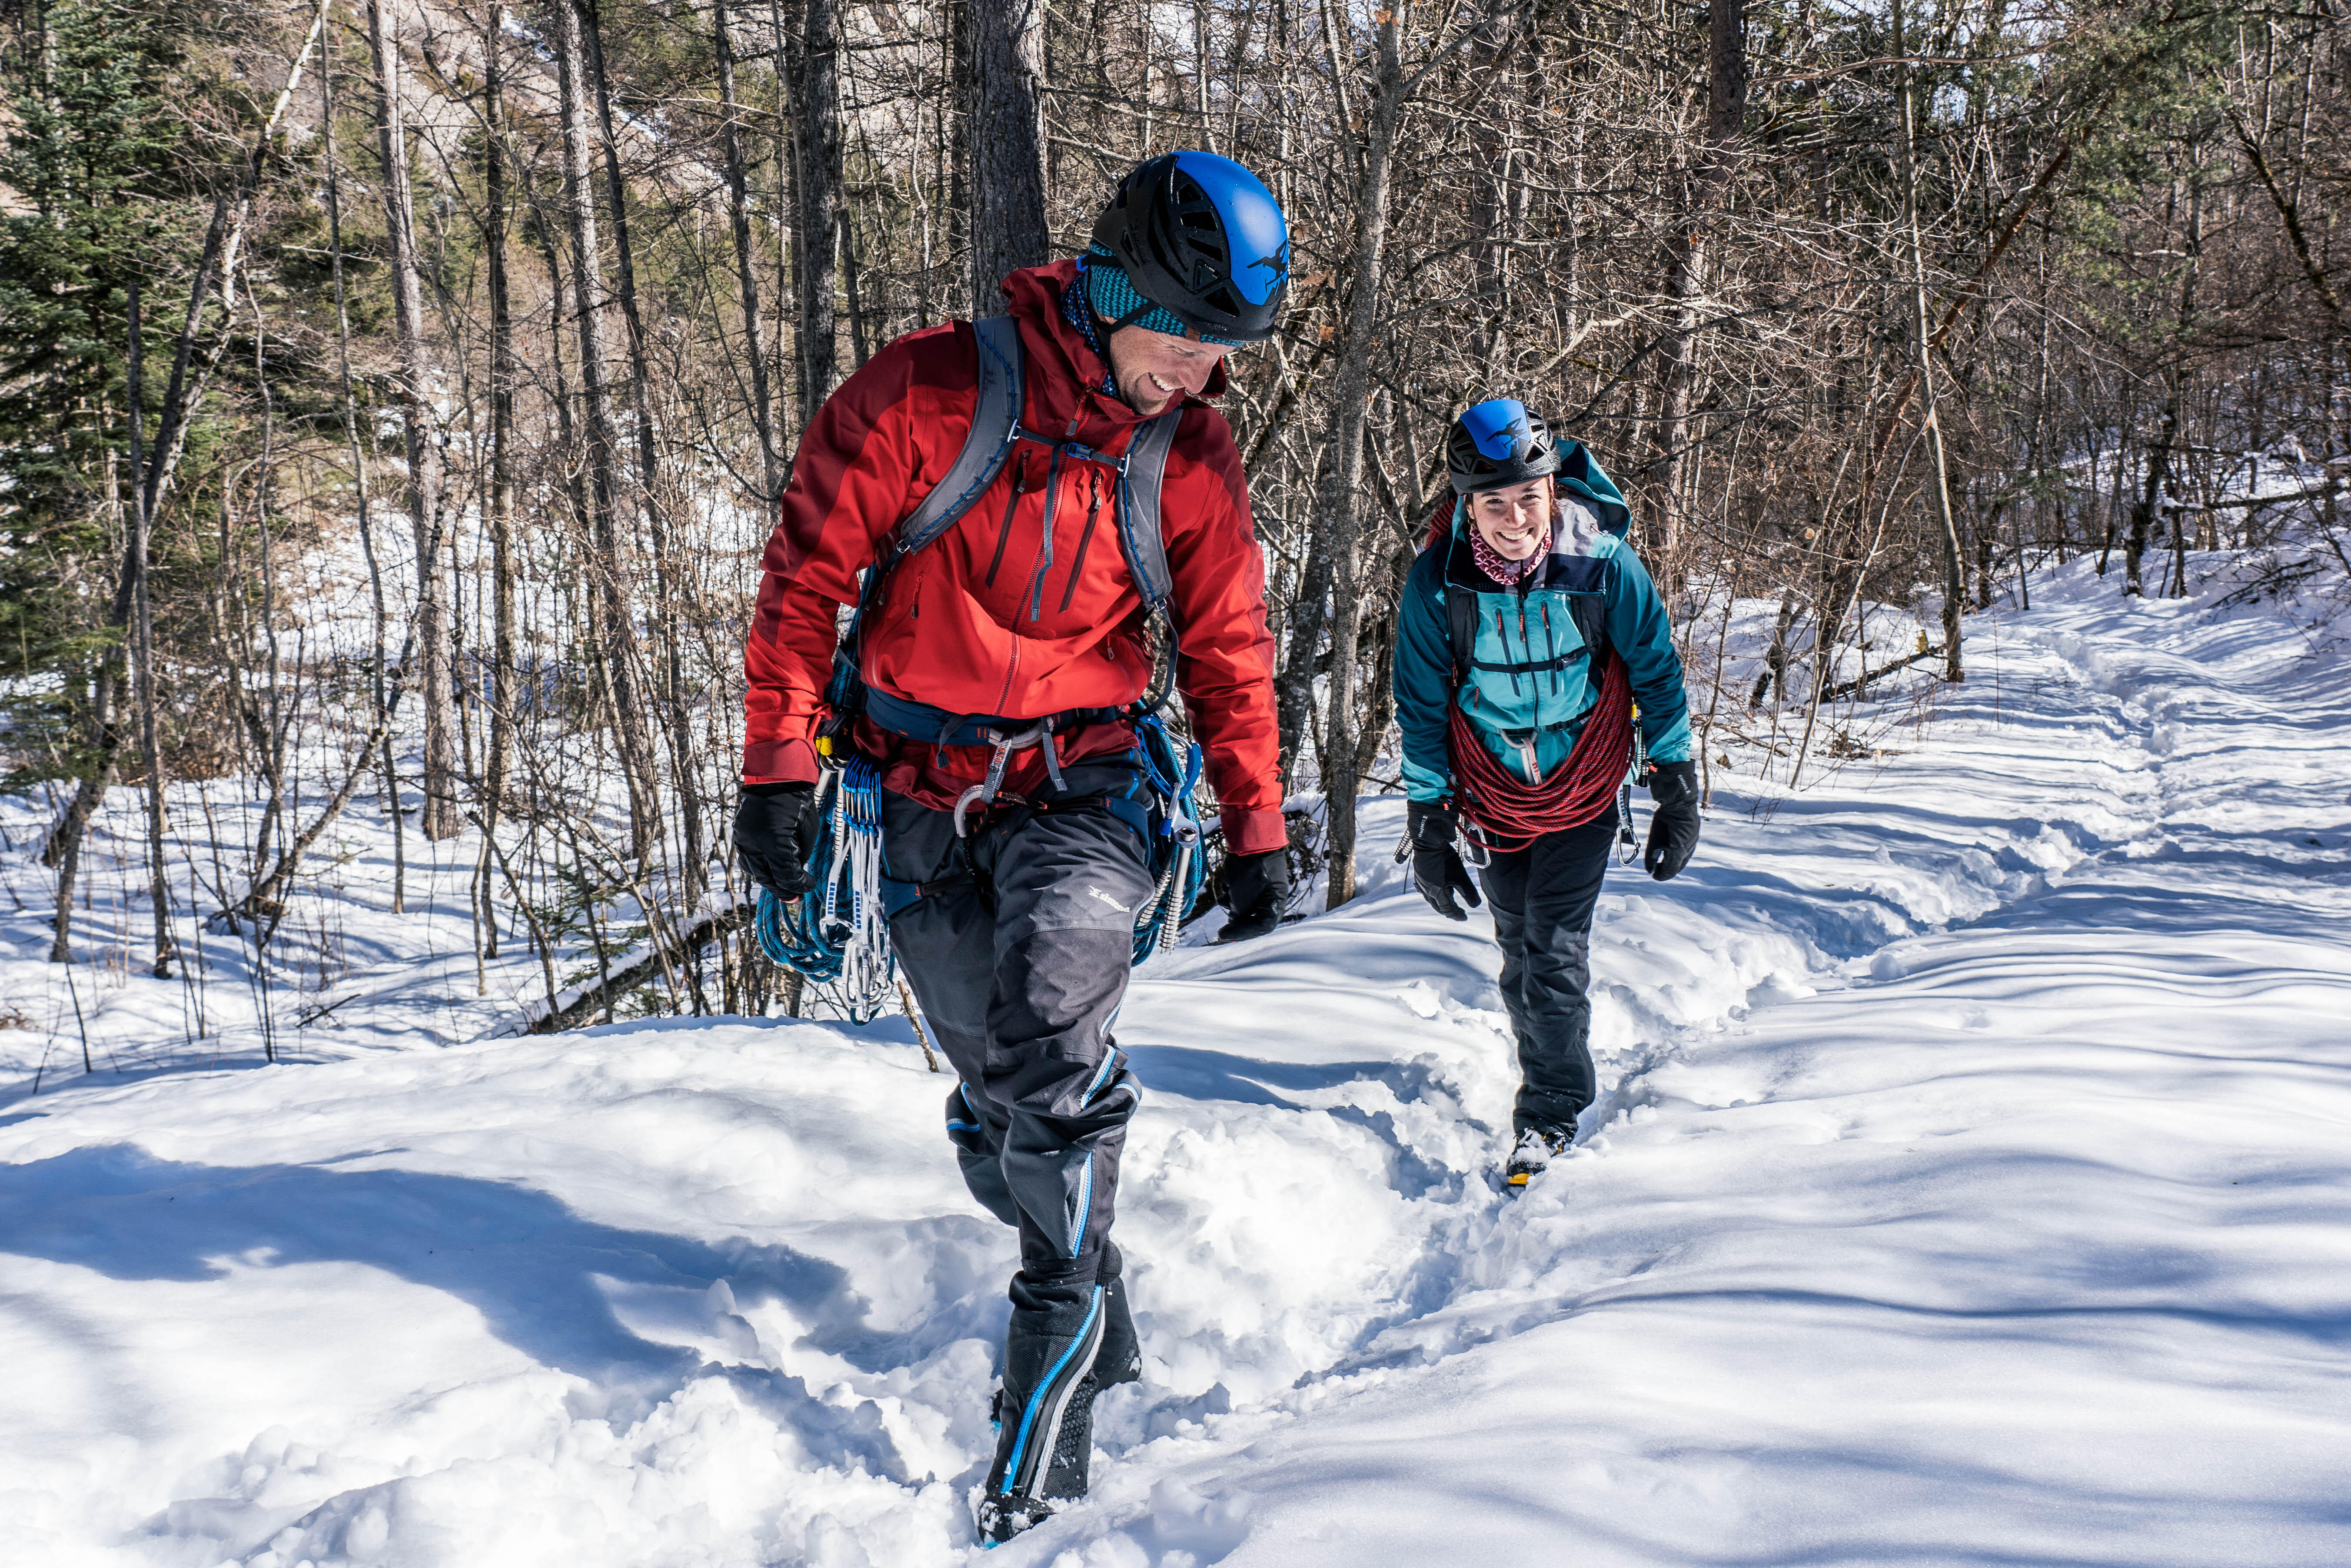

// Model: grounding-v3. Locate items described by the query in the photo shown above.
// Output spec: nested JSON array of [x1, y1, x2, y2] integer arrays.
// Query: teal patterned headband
[[1083, 248, 1246, 348]]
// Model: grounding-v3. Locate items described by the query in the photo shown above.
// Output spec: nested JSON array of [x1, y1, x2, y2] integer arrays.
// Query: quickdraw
[[1128, 710, 1205, 964], [752, 758, 898, 1023]]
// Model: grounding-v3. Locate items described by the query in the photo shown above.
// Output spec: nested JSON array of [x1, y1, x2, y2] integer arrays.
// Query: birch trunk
[[551, 0, 660, 857], [365, 0, 459, 840]]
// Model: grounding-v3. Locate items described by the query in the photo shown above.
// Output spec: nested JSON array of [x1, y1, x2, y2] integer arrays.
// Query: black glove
[[1407, 800, 1482, 921], [1643, 759, 1701, 881], [733, 781, 821, 897], [1219, 848, 1291, 942]]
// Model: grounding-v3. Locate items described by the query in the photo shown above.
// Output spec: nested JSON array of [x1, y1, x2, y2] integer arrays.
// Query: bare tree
[[967, 0, 1049, 312], [364, 0, 459, 840]]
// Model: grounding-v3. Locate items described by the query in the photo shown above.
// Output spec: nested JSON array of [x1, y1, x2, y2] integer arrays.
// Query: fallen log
[[523, 895, 755, 1035]]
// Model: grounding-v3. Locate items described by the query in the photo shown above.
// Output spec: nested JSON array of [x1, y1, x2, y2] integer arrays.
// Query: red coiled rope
[[1446, 651, 1634, 854]]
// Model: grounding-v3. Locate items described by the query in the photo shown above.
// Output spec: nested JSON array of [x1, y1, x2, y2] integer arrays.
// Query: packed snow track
[[4, 560, 2348, 1567]]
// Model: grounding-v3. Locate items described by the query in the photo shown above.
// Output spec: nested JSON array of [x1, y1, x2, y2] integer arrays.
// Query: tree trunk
[[323, 19, 404, 910], [1895, 0, 1963, 680], [1274, 512, 1335, 789], [2124, 398, 2175, 598], [582, 0, 700, 889], [1645, 0, 1742, 566], [46, 674, 113, 963], [1467, 0, 1523, 375], [483, 0, 517, 822], [551, 0, 661, 856], [1313, 9, 1404, 911], [797, 0, 842, 412], [123, 277, 176, 976], [2128, 153, 2203, 599], [712, 0, 779, 494], [966, 0, 1049, 315], [365, 0, 459, 840]]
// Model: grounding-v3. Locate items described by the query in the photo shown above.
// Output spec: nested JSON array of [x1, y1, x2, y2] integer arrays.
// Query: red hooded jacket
[[741, 260, 1287, 856]]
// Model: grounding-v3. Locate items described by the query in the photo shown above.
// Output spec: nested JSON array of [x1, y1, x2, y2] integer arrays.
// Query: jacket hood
[[998, 260, 1232, 416]]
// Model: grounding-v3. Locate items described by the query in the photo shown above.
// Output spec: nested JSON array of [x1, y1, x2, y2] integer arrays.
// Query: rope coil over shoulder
[[1447, 651, 1634, 856]]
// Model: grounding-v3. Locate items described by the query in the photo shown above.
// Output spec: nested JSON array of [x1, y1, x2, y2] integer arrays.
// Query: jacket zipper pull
[[1496, 607, 1523, 698]]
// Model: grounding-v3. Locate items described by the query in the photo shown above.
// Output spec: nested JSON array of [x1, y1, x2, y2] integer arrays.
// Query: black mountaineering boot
[[1096, 1241, 1142, 1388], [976, 1272, 1109, 1545], [1506, 1126, 1573, 1190]]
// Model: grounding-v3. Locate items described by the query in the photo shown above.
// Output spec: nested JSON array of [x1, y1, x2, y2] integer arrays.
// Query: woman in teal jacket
[[1393, 399, 1701, 1186]]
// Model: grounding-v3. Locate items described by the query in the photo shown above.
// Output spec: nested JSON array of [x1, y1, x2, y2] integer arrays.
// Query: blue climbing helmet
[[1089, 151, 1290, 344], [1447, 397, 1561, 495]]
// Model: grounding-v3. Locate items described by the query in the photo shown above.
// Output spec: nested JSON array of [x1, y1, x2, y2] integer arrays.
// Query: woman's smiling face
[[1469, 477, 1553, 561]]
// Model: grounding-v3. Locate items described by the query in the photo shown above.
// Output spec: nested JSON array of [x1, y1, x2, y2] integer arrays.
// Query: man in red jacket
[[733, 153, 1292, 1542]]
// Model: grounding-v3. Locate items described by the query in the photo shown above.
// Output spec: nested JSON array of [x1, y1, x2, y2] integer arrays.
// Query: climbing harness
[[754, 724, 1204, 998], [752, 758, 898, 1023]]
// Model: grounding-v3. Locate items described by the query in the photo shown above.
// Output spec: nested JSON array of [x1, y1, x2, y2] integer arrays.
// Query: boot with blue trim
[[975, 1263, 1110, 1545]]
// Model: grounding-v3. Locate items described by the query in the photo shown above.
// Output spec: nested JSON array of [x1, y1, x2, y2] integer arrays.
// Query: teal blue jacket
[[1395, 442, 1692, 805]]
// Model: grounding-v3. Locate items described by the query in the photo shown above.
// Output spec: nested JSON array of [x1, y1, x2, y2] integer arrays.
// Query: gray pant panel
[[882, 767, 1153, 1292], [1477, 813, 1617, 1136]]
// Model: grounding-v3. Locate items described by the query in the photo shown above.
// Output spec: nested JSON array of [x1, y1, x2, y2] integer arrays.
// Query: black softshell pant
[[1478, 812, 1617, 1139], [881, 762, 1150, 1316]]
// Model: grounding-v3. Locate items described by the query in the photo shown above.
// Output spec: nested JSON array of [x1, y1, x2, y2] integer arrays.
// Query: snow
[[4, 552, 2349, 1566]]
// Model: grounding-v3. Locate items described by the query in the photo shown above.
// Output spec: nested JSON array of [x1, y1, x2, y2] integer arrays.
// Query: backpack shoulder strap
[[1570, 595, 1609, 664], [891, 315, 1025, 560], [1446, 578, 1479, 691], [1438, 533, 1478, 690], [1115, 409, 1184, 621]]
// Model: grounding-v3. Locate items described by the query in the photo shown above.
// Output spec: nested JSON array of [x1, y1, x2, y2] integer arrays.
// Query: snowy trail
[[4, 563, 2348, 1567]]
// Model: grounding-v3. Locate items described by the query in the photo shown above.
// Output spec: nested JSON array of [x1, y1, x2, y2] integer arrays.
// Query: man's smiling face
[[1104, 324, 1235, 416]]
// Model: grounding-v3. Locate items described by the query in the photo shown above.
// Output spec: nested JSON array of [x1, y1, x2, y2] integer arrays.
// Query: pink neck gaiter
[[1468, 515, 1551, 585]]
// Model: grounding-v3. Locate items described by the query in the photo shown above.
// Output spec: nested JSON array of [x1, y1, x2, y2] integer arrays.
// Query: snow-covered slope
[[5, 558, 2348, 1567]]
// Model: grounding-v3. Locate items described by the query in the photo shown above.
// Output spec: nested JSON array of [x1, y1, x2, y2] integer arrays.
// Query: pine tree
[[0, 0, 183, 782]]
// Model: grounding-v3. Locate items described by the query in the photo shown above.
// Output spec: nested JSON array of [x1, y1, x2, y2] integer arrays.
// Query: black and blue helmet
[[1089, 152, 1290, 344], [1447, 398, 1561, 495]]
